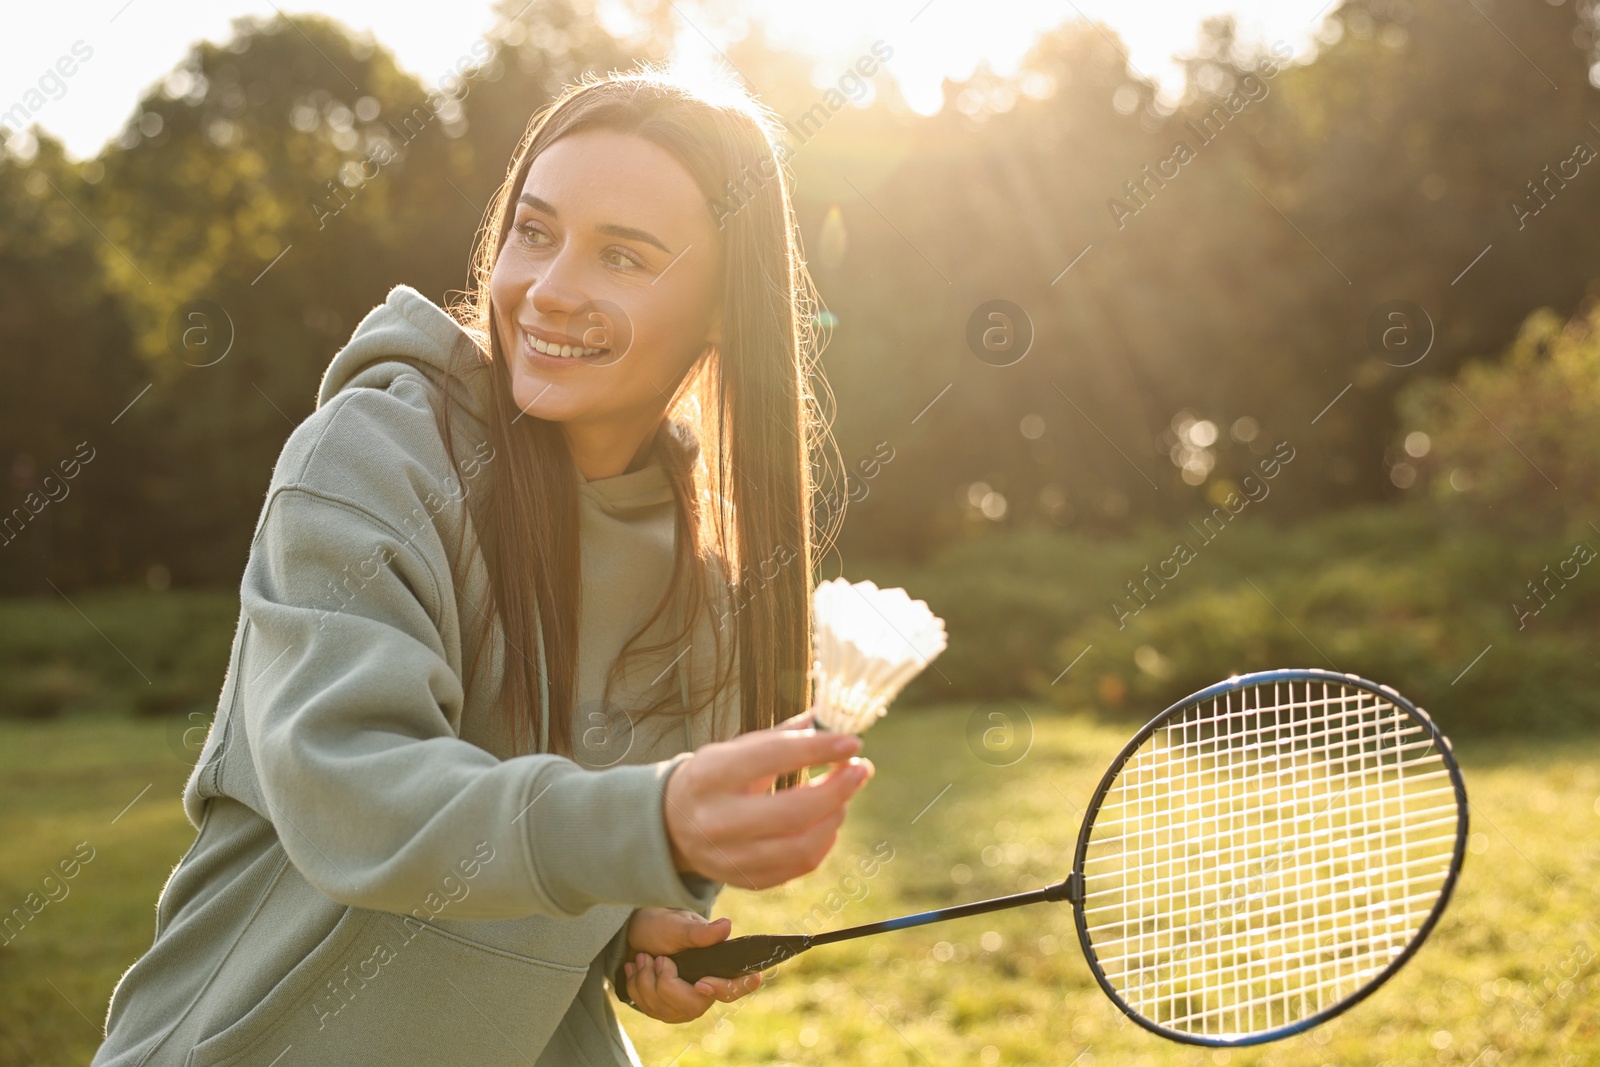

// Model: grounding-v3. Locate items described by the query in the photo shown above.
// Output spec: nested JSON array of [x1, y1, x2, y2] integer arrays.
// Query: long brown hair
[[431, 66, 841, 788]]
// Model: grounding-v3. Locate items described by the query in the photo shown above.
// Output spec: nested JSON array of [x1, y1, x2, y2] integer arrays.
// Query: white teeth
[[525, 331, 605, 358]]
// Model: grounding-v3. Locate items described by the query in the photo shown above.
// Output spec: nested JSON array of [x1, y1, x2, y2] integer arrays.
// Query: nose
[[520, 243, 589, 325]]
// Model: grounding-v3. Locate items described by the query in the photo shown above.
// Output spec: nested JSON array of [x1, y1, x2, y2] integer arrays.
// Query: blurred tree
[[1222, 0, 1600, 510], [84, 11, 478, 583], [448, 0, 641, 216], [0, 132, 147, 594], [1398, 292, 1600, 537], [78, 1, 637, 585], [812, 0, 1600, 560], [6, 0, 1600, 590]]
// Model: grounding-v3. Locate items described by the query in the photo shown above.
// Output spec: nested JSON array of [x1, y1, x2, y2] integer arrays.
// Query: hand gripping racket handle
[[612, 934, 812, 1004]]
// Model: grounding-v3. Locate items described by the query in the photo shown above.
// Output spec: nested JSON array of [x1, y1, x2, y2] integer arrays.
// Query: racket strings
[[1081, 680, 1460, 1039]]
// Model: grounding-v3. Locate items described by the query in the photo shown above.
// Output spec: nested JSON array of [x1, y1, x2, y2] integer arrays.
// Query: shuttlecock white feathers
[[808, 577, 947, 734]]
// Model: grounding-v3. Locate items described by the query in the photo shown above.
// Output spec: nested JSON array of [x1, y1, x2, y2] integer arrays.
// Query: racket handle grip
[[612, 934, 810, 1005]]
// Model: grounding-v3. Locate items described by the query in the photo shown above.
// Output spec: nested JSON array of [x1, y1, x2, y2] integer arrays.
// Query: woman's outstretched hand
[[662, 709, 873, 890], [621, 908, 760, 1022]]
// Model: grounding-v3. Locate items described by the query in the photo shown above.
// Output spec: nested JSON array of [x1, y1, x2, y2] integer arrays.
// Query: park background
[[1, 0, 1597, 1063]]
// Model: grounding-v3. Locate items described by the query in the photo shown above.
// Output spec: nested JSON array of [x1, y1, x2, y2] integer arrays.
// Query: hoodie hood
[[316, 284, 678, 516], [317, 283, 493, 433]]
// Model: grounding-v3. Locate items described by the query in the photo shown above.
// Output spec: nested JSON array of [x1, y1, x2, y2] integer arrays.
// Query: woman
[[92, 66, 872, 1066]]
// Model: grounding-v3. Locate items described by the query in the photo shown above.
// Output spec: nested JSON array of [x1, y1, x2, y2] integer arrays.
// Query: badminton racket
[[614, 668, 1469, 1047]]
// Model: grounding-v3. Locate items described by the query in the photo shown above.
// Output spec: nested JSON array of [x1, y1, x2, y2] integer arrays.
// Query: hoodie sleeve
[[234, 481, 720, 921]]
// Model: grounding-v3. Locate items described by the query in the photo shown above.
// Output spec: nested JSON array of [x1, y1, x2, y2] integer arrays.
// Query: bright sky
[[4, 1, 1331, 162]]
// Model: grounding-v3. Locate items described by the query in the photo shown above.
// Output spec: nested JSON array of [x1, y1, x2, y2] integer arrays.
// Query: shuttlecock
[[808, 577, 947, 734]]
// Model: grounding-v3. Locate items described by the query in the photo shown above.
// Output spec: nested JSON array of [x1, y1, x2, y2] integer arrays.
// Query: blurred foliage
[[0, 587, 237, 721], [1398, 296, 1600, 538], [865, 291, 1600, 733], [8, 291, 1593, 733], [869, 492, 1598, 734], [0, 0, 632, 591], [0, 0, 1595, 738], [3, 0, 1600, 592], [0, 136, 148, 593], [1045, 514, 1599, 735], [822, 0, 1600, 560]]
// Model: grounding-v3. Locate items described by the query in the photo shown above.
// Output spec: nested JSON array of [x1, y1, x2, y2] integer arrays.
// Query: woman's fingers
[[632, 908, 731, 956], [625, 950, 765, 1020], [628, 954, 683, 1021], [678, 755, 871, 850], [676, 912, 732, 950], [674, 812, 839, 889], [625, 954, 655, 1012], [693, 972, 763, 1002], [625, 907, 737, 967], [663, 721, 873, 891], [774, 707, 815, 730], [727, 805, 849, 884], [632, 953, 721, 1021], [719, 728, 861, 787], [710, 756, 874, 840], [675, 760, 870, 887]]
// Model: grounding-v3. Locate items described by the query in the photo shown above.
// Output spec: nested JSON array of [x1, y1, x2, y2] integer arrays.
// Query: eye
[[603, 246, 644, 271], [514, 220, 550, 247]]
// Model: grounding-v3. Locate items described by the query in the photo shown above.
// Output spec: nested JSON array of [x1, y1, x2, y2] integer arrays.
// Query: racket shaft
[[812, 877, 1076, 946]]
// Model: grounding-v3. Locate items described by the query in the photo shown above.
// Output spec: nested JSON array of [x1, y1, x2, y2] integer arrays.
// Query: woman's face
[[490, 128, 723, 454]]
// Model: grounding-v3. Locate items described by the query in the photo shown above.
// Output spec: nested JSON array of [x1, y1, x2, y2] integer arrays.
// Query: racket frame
[[1069, 667, 1469, 1048]]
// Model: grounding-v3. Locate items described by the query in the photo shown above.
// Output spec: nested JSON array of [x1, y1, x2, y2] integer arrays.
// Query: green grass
[[0, 711, 200, 1064], [3, 707, 1597, 1066]]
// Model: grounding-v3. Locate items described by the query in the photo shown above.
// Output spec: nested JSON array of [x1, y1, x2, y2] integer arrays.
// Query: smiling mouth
[[522, 329, 611, 361]]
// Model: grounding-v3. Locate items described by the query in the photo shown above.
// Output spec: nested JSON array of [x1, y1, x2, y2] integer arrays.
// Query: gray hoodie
[[92, 284, 736, 1066]]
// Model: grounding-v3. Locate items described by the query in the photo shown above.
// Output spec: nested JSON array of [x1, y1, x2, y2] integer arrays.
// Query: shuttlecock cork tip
[[808, 577, 947, 735]]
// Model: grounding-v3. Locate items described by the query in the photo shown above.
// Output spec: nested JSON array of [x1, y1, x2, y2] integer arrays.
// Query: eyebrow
[[516, 193, 673, 255]]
